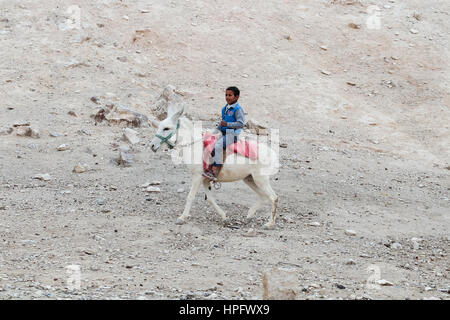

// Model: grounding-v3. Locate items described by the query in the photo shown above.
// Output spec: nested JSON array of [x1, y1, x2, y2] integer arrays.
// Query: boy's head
[[225, 86, 240, 105]]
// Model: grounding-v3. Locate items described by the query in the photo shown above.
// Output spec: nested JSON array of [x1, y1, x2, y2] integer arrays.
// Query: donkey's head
[[149, 106, 184, 152]]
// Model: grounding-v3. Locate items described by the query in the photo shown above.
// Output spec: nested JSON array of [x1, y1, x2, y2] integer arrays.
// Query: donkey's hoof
[[262, 223, 275, 230], [175, 217, 186, 225]]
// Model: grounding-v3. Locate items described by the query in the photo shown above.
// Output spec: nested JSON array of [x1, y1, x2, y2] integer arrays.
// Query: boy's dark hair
[[226, 86, 240, 97]]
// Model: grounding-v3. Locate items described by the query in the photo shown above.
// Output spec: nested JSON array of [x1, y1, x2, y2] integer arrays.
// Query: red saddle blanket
[[203, 132, 258, 171]]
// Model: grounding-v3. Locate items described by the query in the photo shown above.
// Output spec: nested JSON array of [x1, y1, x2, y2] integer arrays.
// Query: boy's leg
[[210, 132, 238, 177]]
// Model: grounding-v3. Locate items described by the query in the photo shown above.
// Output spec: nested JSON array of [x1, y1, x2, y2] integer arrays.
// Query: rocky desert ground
[[0, 0, 449, 300]]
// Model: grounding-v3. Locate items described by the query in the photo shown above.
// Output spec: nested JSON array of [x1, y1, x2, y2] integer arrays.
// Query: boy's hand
[[220, 120, 227, 127]]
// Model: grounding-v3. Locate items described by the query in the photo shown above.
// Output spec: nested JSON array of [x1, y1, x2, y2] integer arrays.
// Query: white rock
[[177, 188, 185, 193], [145, 186, 161, 193], [377, 279, 393, 286], [410, 29, 419, 34], [0, 127, 13, 135], [345, 259, 356, 265], [244, 228, 256, 237], [123, 128, 140, 145], [321, 69, 331, 76], [345, 229, 357, 236], [391, 242, 402, 250], [118, 151, 134, 167], [33, 173, 52, 181], [16, 126, 40, 138], [73, 163, 88, 173], [308, 222, 321, 227], [57, 144, 69, 151]]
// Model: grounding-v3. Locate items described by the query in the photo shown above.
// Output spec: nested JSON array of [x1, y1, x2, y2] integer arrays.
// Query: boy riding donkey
[[202, 86, 245, 180]]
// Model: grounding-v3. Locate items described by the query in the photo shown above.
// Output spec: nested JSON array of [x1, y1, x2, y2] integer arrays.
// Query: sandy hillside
[[0, 0, 449, 300]]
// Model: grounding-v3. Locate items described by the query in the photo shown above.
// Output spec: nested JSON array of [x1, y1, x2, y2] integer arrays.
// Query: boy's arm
[[224, 108, 245, 129]]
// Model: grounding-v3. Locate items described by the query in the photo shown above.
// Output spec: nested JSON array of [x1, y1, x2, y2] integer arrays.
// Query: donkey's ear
[[170, 107, 184, 121]]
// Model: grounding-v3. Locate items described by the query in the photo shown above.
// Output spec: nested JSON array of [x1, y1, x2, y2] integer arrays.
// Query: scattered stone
[[262, 267, 299, 300], [335, 284, 346, 289], [118, 150, 134, 167], [145, 186, 161, 193], [348, 23, 361, 29], [65, 59, 89, 68], [90, 96, 100, 104], [78, 129, 91, 136], [345, 229, 357, 236], [0, 127, 13, 135], [141, 181, 161, 187], [345, 259, 356, 265], [177, 188, 185, 193], [49, 131, 61, 137], [377, 279, 393, 286], [279, 143, 288, 148], [68, 111, 77, 117], [123, 128, 140, 145], [410, 28, 419, 34], [16, 126, 40, 138], [73, 163, 89, 173], [308, 222, 321, 227], [33, 173, 52, 181], [13, 121, 30, 127], [320, 45, 328, 51], [57, 144, 69, 151], [321, 69, 331, 75], [245, 119, 268, 135], [391, 242, 402, 250], [244, 228, 256, 237], [96, 198, 105, 205], [117, 56, 128, 62], [346, 81, 356, 86]]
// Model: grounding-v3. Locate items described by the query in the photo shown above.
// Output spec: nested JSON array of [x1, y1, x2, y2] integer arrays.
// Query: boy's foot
[[202, 171, 217, 181]]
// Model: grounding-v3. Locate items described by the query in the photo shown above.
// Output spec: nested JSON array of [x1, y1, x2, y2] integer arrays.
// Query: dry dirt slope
[[0, 0, 449, 299]]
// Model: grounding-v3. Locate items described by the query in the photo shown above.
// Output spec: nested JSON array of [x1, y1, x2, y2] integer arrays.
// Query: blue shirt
[[216, 102, 245, 135]]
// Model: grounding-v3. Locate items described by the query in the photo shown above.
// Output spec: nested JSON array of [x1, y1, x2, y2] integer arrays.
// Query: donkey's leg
[[176, 174, 202, 224], [243, 176, 265, 220], [252, 175, 278, 230], [202, 179, 227, 222]]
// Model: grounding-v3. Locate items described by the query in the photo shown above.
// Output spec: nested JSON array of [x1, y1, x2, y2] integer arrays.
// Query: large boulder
[[151, 85, 188, 120], [92, 103, 148, 127]]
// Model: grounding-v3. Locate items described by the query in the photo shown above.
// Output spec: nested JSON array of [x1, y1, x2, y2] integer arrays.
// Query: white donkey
[[149, 106, 279, 229]]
